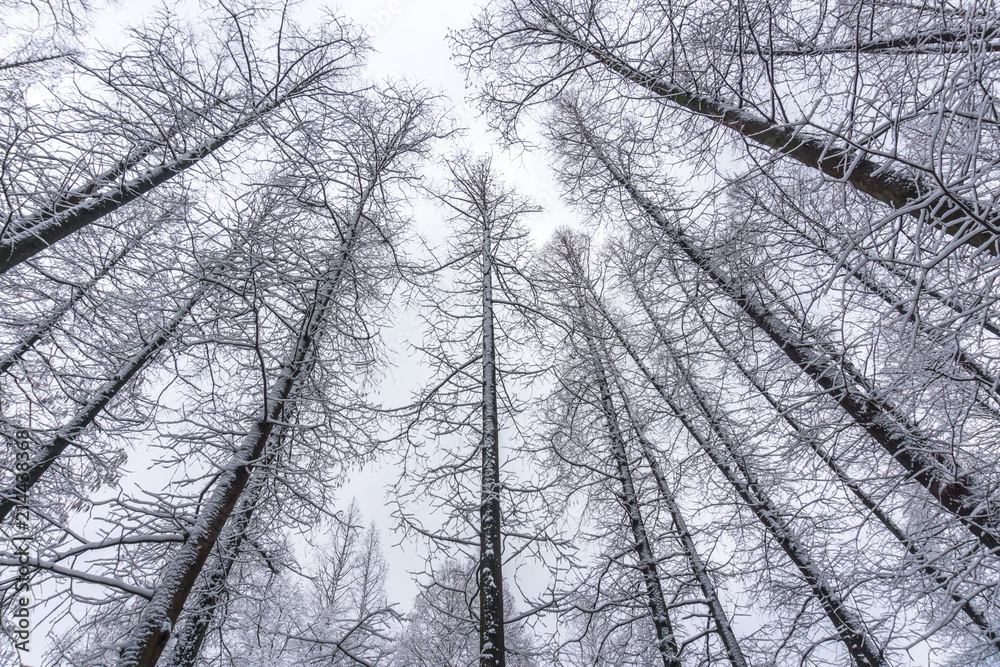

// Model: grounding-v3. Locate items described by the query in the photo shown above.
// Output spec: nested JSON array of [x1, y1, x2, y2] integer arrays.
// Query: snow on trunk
[[479, 214, 506, 667], [0, 96, 285, 275], [557, 34, 1000, 255]]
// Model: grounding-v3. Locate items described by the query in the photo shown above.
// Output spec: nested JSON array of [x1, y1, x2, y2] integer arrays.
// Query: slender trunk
[[572, 113, 1000, 553], [116, 284, 327, 667], [116, 183, 372, 667], [637, 433, 750, 667], [620, 398, 750, 667], [587, 341, 682, 667], [0, 97, 283, 275], [544, 26, 1000, 254], [0, 234, 139, 375], [480, 218, 505, 667], [603, 310, 887, 666], [3, 101, 220, 241], [556, 235, 743, 667], [0, 287, 203, 522], [164, 462, 270, 667]]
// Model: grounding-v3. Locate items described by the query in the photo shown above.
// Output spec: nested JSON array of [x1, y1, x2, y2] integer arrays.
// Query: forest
[[1, 0, 999, 665]]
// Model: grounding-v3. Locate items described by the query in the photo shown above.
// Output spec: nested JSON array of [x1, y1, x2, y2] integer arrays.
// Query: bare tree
[[544, 96, 1000, 558], [0, 3, 365, 274], [396, 155, 545, 667], [392, 560, 540, 667], [541, 229, 750, 667]]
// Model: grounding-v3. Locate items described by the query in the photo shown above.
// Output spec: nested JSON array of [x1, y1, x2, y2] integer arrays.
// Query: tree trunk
[[164, 459, 270, 667], [590, 347, 683, 667], [480, 215, 506, 667], [621, 399, 750, 667], [0, 286, 203, 523], [542, 23, 1000, 254], [0, 97, 283, 275], [7, 101, 222, 238], [555, 232, 743, 667], [610, 315, 887, 667], [559, 236, 885, 666]]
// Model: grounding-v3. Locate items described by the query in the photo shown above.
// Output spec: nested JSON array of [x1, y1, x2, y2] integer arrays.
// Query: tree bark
[[164, 463, 269, 667], [588, 343, 683, 667], [555, 232, 745, 667], [480, 210, 506, 667]]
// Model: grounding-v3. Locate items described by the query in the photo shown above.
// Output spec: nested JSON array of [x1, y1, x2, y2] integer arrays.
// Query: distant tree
[[392, 560, 540, 667]]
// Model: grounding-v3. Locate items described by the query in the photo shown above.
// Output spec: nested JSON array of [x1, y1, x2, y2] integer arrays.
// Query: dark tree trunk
[[480, 214, 506, 667], [542, 25, 1000, 254]]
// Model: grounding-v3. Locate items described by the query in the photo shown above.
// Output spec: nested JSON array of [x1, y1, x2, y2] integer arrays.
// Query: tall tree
[[398, 155, 543, 667], [543, 96, 1000, 558], [0, 3, 364, 274], [115, 86, 436, 667]]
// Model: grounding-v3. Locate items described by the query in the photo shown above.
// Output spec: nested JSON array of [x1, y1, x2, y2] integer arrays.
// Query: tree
[[541, 95, 1000, 557], [0, 2, 364, 274], [395, 155, 545, 667], [534, 232, 683, 667], [16, 82, 437, 666], [538, 229, 750, 667], [115, 85, 437, 667], [457, 0, 1000, 258]]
